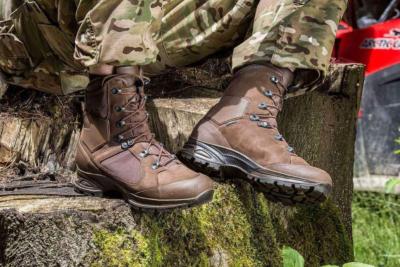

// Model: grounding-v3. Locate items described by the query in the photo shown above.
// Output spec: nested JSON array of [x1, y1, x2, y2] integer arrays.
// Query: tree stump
[[0, 62, 364, 267]]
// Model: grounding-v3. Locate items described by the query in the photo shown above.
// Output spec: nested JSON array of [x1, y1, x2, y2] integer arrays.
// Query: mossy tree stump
[[0, 62, 363, 267]]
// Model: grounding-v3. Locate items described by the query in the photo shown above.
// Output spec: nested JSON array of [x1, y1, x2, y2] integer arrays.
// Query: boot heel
[[179, 139, 224, 176], [73, 168, 105, 197], [73, 177, 104, 197]]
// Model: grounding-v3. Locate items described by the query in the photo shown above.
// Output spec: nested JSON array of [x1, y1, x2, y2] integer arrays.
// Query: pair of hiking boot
[[74, 64, 332, 209]]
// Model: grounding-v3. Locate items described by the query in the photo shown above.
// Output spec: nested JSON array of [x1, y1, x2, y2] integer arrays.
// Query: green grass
[[352, 192, 400, 267]]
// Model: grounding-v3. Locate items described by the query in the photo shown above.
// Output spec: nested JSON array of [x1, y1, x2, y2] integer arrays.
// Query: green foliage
[[282, 246, 304, 267], [281, 246, 372, 267], [321, 264, 375, 267], [352, 192, 400, 267], [320, 263, 375, 267], [394, 138, 400, 155], [385, 179, 400, 193], [342, 263, 375, 267]]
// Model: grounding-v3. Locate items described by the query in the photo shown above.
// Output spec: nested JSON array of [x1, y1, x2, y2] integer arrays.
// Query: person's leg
[[181, 0, 348, 205], [144, 0, 257, 74], [74, 0, 164, 74], [232, 0, 348, 96], [0, 0, 88, 94], [73, 0, 214, 209]]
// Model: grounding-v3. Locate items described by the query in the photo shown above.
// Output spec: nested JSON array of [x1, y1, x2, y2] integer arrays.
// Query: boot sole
[[73, 167, 214, 211], [178, 139, 331, 206]]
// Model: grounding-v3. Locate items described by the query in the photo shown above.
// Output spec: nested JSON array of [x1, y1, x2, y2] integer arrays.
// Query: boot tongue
[[112, 74, 153, 143], [111, 72, 175, 166], [230, 64, 294, 125], [226, 64, 294, 100], [126, 95, 153, 143], [263, 64, 294, 88]]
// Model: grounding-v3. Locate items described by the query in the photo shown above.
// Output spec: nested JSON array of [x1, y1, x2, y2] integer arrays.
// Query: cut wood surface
[[0, 62, 364, 267]]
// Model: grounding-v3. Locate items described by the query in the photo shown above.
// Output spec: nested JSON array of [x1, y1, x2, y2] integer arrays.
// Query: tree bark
[[0, 62, 363, 267]]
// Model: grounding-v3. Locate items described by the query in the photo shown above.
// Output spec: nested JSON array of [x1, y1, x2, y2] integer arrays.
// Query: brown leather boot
[[74, 66, 214, 209], [179, 64, 332, 205]]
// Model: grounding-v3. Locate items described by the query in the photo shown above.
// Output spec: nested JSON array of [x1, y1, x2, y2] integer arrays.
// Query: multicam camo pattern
[[0, 0, 88, 94], [153, 0, 255, 67], [74, 0, 165, 67], [0, 0, 347, 96], [232, 0, 348, 96]]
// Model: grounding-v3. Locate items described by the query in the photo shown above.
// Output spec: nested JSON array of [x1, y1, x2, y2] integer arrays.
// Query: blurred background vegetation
[[352, 192, 400, 267]]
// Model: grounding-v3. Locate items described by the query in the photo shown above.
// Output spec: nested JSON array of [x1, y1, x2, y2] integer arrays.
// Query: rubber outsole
[[178, 139, 331, 206], [73, 168, 214, 211]]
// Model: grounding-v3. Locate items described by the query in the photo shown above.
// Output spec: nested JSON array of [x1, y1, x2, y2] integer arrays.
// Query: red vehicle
[[334, 19, 400, 75], [334, 2, 400, 177]]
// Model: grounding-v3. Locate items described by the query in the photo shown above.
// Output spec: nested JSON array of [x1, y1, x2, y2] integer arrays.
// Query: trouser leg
[[146, 0, 346, 97], [74, 0, 166, 71], [148, 0, 255, 71], [232, 0, 348, 96]]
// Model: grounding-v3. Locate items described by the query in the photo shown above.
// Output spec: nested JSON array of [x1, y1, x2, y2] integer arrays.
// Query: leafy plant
[[282, 247, 374, 267], [385, 178, 400, 193], [353, 192, 400, 267], [394, 137, 400, 155], [384, 137, 400, 193], [282, 247, 304, 267], [322, 264, 375, 267], [342, 263, 375, 267]]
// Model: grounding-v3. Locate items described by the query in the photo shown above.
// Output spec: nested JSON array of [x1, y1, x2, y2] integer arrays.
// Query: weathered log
[[0, 63, 363, 267], [0, 72, 7, 100]]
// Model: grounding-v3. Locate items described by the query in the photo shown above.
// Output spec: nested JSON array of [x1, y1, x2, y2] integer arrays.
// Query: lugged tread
[[73, 175, 214, 211], [179, 141, 329, 206]]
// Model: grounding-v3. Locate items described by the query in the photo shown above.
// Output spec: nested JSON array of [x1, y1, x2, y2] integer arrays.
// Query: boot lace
[[113, 76, 176, 169], [249, 75, 296, 154]]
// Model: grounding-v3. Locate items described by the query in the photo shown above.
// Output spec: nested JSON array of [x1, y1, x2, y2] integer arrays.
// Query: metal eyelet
[[116, 120, 126, 128], [115, 106, 125, 112], [288, 146, 295, 153], [275, 134, 284, 141], [250, 114, 260, 121], [144, 79, 150, 85], [258, 102, 268, 110], [135, 79, 144, 88], [111, 88, 121, 95], [258, 121, 271, 128], [270, 76, 279, 84], [121, 142, 129, 149], [264, 90, 273, 97], [118, 134, 125, 142], [151, 161, 160, 170], [139, 149, 149, 158], [121, 139, 134, 150]]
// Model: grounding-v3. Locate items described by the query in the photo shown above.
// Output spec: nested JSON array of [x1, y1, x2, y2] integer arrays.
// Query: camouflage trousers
[[0, 0, 347, 96]]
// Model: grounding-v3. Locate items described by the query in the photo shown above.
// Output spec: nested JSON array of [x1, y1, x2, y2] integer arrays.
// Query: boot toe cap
[[136, 173, 214, 200], [267, 163, 333, 186]]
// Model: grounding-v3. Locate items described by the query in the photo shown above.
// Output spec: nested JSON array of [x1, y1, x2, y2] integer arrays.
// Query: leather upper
[[76, 69, 213, 199], [190, 64, 332, 185]]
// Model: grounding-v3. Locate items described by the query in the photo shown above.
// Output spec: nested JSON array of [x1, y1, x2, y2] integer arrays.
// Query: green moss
[[196, 184, 264, 266], [92, 228, 153, 267], [269, 200, 353, 266], [89, 181, 352, 267]]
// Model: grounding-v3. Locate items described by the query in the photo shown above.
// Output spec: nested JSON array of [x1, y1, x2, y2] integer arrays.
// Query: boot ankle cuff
[[235, 63, 294, 87], [89, 64, 114, 75], [115, 66, 142, 76]]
